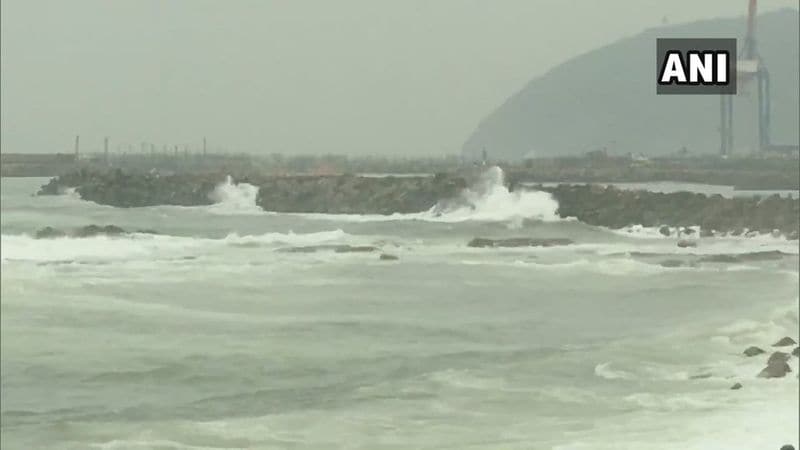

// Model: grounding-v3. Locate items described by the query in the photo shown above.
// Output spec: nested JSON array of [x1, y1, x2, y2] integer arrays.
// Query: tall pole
[[104, 137, 109, 163], [726, 96, 733, 155], [743, 0, 758, 60], [203, 137, 207, 157], [719, 96, 727, 156], [74, 135, 80, 156]]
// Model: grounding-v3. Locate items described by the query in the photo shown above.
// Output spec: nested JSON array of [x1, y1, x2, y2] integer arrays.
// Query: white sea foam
[[425, 166, 560, 223], [0, 229, 353, 263], [284, 166, 561, 224], [206, 176, 262, 215], [594, 362, 634, 380], [220, 229, 350, 247]]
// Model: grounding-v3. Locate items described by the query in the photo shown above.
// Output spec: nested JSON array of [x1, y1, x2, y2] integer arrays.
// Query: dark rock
[[689, 373, 712, 379], [658, 225, 671, 237], [136, 229, 160, 234], [743, 346, 766, 357], [730, 382, 743, 390], [467, 237, 574, 248], [780, 445, 795, 450], [676, 239, 697, 248], [792, 347, 799, 357], [681, 227, 696, 235], [277, 245, 377, 253], [379, 253, 399, 261], [768, 351, 790, 364], [72, 225, 126, 238], [335, 246, 377, 253], [34, 226, 67, 239], [699, 254, 740, 263], [659, 259, 685, 268], [757, 361, 792, 378], [773, 336, 798, 347]]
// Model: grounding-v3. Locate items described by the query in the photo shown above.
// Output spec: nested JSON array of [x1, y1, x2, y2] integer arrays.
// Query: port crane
[[720, 0, 770, 156]]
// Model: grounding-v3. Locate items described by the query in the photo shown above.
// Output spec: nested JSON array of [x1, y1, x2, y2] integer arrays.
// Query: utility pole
[[104, 137, 109, 164], [74, 135, 80, 156], [203, 137, 207, 157]]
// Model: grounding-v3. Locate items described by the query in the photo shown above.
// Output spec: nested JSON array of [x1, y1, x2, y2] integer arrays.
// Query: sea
[[1, 168, 798, 450]]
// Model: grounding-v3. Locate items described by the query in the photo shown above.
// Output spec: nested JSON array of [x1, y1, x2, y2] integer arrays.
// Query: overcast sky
[[2, 0, 797, 155]]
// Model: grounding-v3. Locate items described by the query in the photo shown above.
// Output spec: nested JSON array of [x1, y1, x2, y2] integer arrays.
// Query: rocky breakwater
[[38, 169, 467, 214], [253, 173, 466, 214], [36, 169, 800, 235], [538, 184, 800, 237], [38, 168, 223, 207]]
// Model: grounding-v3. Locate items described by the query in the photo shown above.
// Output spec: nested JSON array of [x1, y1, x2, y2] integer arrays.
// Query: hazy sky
[[1, 0, 797, 155]]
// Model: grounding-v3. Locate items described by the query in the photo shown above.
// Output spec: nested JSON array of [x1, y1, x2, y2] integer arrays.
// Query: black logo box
[[656, 38, 737, 95]]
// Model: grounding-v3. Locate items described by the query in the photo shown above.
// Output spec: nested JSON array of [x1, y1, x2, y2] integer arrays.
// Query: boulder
[[757, 361, 792, 378], [780, 445, 795, 450], [689, 373, 712, 380], [743, 346, 766, 357], [335, 246, 377, 253], [467, 237, 574, 248], [277, 245, 377, 254], [658, 225, 671, 237], [34, 226, 67, 239], [767, 352, 790, 365], [72, 225, 126, 238], [773, 337, 798, 347], [676, 239, 697, 248], [379, 253, 399, 261], [730, 382, 743, 390], [659, 259, 686, 268], [792, 347, 799, 357]]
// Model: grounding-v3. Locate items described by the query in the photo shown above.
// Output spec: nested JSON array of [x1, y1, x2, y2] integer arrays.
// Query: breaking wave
[[206, 176, 261, 215], [294, 166, 561, 224], [425, 166, 560, 223], [0, 229, 353, 263]]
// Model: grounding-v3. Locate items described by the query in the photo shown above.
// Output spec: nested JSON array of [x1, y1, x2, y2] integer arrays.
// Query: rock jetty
[[37, 169, 800, 236], [537, 184, 799, 235]]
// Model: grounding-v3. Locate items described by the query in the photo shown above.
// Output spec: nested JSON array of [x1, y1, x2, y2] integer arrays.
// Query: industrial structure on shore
[[722, 0, 799, 157]]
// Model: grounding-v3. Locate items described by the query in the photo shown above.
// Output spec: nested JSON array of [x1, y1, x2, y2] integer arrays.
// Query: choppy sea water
[[1, 172, 798, 450]]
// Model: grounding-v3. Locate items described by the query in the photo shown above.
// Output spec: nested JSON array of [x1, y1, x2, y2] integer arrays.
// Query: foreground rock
[[773, 337, 798, 347], [768, 351, 790, 364], [379, 253, 399, 261], [758, 361, 792, 379], [276, 245, 377, 253], [467, 237, 574, 248], [699, 251, 790, 263], [730, 382, 743, 390], [743, 346, 766, 357], [34, 226, 67, 239], [34, 225, 153, 239], [793, 347, 799, 357]]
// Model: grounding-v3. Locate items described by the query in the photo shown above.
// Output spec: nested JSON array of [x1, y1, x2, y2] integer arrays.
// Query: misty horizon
[[1, 0, 798, 156]]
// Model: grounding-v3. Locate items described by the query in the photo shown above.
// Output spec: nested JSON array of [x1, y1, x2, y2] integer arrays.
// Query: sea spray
[[207, 176, 261, 214], [425, 166, 560, 223]]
